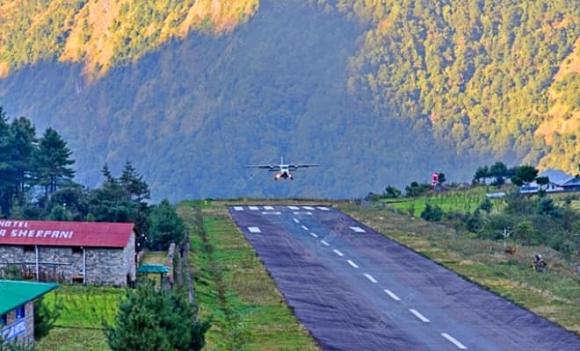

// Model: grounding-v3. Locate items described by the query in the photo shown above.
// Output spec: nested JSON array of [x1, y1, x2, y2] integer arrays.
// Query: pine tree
[[35, 128, 75, 195], [0, 107, 15, 215], [120, 161, 150, 202], [9, 117, 37, 196]]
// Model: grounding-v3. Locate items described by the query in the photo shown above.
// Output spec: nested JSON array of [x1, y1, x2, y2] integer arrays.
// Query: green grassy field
[[179, 203, 319, 351], [384, 187, 489, 217], [36, 285, 124, 351], [341, 203, 580, 333]]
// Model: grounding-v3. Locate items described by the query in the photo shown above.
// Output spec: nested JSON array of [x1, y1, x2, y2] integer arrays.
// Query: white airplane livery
[[246, 157, 319, 181]]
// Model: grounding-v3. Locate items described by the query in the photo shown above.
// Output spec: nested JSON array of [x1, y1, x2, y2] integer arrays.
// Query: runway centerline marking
[[350, 226, 366, 233], [384, 289, 401, 301], [347, 260, 359, 268], [364, 273, 377, 284], [317, 206, 330, 211], [320, 240, 330, 246], [293, 218, 300, 224], [248, 226, 261, 233], [409, 309, 430, 323], [333, 249, 344, 257], [288, 206, 300, 210], [293, 211, 312, 215], [303, 206, 315, 210], [301, 225, 309, 231], [263, 206, 274, 210], [233, 206, 243, 211], [441, 333, 468, 350], [249, 206, 259, 211]]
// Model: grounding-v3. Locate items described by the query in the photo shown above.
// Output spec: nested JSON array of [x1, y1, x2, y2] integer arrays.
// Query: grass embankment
[[178, 203, 318, 351], [341, 203, 580, 333], [37, 285, 124, 351]]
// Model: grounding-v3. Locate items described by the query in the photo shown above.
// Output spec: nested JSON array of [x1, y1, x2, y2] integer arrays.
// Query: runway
[[229, 205, 580, 351]]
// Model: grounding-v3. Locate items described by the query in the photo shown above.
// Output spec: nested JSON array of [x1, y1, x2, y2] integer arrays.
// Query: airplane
[[246, 157, 319, 181]]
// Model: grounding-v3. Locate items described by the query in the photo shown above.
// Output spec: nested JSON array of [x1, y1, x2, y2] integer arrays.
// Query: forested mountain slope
[[0, 0, 577, 199]]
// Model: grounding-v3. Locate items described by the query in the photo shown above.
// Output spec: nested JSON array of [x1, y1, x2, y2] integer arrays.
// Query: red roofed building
[[0, 220, 137, 286]]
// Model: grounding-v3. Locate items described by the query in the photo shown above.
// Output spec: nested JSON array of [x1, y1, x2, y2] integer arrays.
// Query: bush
[[420, 204, 443, 222]]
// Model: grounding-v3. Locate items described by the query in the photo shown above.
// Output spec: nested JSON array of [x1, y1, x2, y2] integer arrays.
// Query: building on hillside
[[0, 220, 137, 286], [519, 181, 564, 194], [561, 175, 580, 192], [0, 280, 58, 346]]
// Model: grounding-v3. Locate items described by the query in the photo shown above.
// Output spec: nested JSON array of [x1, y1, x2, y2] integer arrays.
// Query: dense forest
[[0, 108, 184, 250], [0, 0, 577, 199]]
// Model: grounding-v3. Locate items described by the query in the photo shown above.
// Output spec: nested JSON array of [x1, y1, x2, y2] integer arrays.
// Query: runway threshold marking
[[310, 232, 319, 238], [262, 211, 281, 215], [293, 218, 300, 224], [249, 206, 259, 211], [350, 226, 366, 233], [347, 260, 359, 268], [288, 206, 300, 210], [441, 333, 468, 350], [333, 249, 344, 257], [293, 211, 312, 215], [263, 206, 275, 210], [248, 226, 262, 233], [384, 289, 401, 301], [303, 206, 315, 210], [317, 206, 330, 211], [301, 225, 309, 231], [233, 206, 244, 211], [320, 240, 330, 246], [364, 273, 378, 284], [409, 309, 430, 323]]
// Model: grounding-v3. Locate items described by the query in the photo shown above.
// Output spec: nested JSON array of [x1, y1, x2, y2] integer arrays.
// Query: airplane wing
[[289, 163, 320, 170], [246, 164, 280, 171]]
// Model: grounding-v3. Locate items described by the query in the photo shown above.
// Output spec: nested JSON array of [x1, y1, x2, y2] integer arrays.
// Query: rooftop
[[0, 280, 58, 315], [138, 264, 170, 274], [0, 220, 135, 248]]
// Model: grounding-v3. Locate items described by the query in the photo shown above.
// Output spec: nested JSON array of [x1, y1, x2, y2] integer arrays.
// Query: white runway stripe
[[248, 226, 261, 233], [350, 226, 366, 233], [441, 333, 468, 350], [317, 206, 330, 211], [303, 206, 315, 210], [293, 218, 300, 224], [310, 232, 319, 238], [261, 211, 281, 215], [320, 240, 330, 246], [263, 206, 274, 210], [384, 289, 401, 301], [301, 225, 309, 231], [347, 260, 359, 268], [249, 206, 259, 211], [288, 206, 300, 210], [233, 206, 244, 211], [409, 309, 430, 323], [364, 273, 377, 284], [333, 249, 344, 257]]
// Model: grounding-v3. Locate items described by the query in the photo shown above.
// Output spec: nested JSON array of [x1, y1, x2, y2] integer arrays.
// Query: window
[[72, 247, 83, 255], [23, 246, 35, 253], [15, 305, 25, 319], [0, 314, 6, 326]]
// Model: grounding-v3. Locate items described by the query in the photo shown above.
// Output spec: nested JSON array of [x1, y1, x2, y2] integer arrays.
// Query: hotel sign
[[0, 221, 74, 240]]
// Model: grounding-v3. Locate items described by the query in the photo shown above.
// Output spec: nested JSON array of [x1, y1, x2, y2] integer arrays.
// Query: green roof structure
[[0, 280, 58, 315], [138, 264, 169, 274]]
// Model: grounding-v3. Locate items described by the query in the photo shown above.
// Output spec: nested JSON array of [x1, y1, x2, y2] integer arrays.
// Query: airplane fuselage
[[275, 166, 293, 180]]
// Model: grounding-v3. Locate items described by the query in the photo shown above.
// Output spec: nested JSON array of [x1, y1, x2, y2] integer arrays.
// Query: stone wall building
[[0, 280, 58, 346], [0, 220, 137, 286]]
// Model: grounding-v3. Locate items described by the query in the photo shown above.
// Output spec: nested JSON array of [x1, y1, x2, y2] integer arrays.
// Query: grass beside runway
[[341, 204, 580, 334], [179, 203, 319, 351]]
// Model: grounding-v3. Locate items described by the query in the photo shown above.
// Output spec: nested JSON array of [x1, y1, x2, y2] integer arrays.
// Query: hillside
[[0, 0, 578, 199]]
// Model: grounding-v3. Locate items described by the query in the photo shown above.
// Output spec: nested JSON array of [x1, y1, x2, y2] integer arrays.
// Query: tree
[[105, 283, 209, 351], [383, 185, 401, 198], [35, 128, 75, 195], [515, 165, 538, 183], [437, 172, 446, 185], [148, 200, 185, 250], [34, 296, 61, 340], [536, 176, 549, 186], [120, 161, 150, 202], [9, 117, 36, 198], [478, 198, 493, 213], [473, 166, 489, 184], [420, 204, 443, 221], [489, 162, 508, 186], [0, 107, 16, 215]]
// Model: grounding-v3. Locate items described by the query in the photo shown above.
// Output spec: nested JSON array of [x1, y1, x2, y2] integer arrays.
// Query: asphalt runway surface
[[229, 205, 580, 351]]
